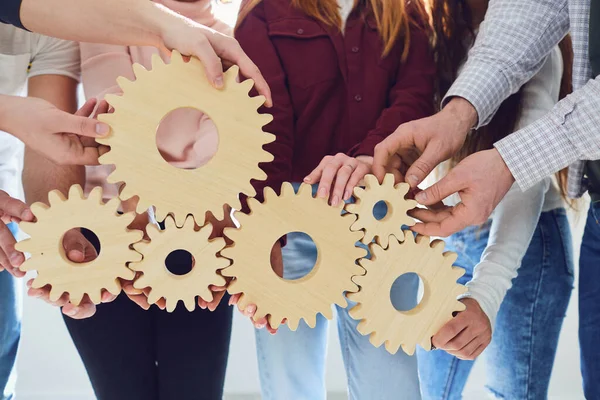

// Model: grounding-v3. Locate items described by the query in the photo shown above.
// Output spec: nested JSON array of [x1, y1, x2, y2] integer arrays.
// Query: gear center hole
[[391, 272, 424, 312], [156, 107, 219, 169], [271, 232, 318, 280], [165, 249, 195, 276], [61, 227, 101, 264], [373, 200, 391, 221]]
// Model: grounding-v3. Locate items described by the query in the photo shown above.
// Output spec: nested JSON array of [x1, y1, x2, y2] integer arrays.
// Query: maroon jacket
[[236, 0, 436, 194]]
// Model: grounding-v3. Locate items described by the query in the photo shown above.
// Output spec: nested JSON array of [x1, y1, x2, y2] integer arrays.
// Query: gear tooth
[[97, 112, 116, 126], [415, 234, 430, 246], [263, 186, 277, 202], [224, 64, 240, 84], [104, 93, 125, 110], [249, 95, 267, 110], [246, 197, 261, 213], [280, 182, 295, 197], [48, 288, 65, 303], [145, 223, 162, 241], [116, 76, 134, 92], [401, 343, 416, 356], [166, 299, 178, 313], [224, 275, 239, 290], [320, 306, 334, 321], [297, 182, 313, 198], [104, 197, 122, 214], [133, 274, 149, 288], [105, 279, 122, 296], [132, 63, 148, 79], [363, 174, 379, 188], [430, 239, 446, 252], [347, 302, 363, 319], [98, 151, 116, 166], [451, 266, 465, 280], [68, 184, 85, 200], [419, 337, 433, 352], [29, 202, 49, 218], [404, 232, 417, 245], [395, 181, 411, 194], [149, 53, 165, 71], [87, 186, 104, 204], [87, 289, 102, 305], [184, 296, 196, 312], [454, 298, 467, 312], [378, 234, 392, 249], [146, 290, 162, 307], [118, 265, 136, 281], [258, 113, 273, 127], [303, 313, 317, 328], [369, 330, 386, 348], [47, 189, 67, 206], [444, 251, 459, 265], [213, 273, 228, 286], [345, 202, 359, 215], [285, 317, 298, 331], [238, 78, 255, 94], [262, 131, 276, 145], [163, 215, 177, 230], [370, 242, 386, 259], [382, 173, 395, 187], [384, 340, 401, 355], [30, 277, 47, 289], [356, 319, 370, 335], [131, 239, 150, 255]]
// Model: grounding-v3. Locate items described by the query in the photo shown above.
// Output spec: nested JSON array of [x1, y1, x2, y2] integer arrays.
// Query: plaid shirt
[[445, 0, 596, 198]]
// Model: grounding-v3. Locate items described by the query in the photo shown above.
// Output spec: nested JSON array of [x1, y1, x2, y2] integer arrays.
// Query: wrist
[[444, 97, 478, 135], [491, 148, 516, 184], [143, 2, 174, 50]]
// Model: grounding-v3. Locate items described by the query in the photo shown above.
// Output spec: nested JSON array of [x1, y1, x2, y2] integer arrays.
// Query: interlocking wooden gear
[[346, 174, 417, 248], [130, 215, 229, 312], [221, 182, 366, 330], [97, 51, 275, 225], [15, 185, 142, 305], [348, 234, 466, 355]]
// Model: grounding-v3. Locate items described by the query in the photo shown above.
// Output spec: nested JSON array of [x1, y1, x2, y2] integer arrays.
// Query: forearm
[[20, 0, 171, 49], [495, 77, 600, 190], [445, 0, 569, 127]]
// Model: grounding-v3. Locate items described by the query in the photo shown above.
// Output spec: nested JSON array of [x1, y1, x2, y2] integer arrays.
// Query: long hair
[[237, 0, 429, 60], [430, 0, 574, 202]]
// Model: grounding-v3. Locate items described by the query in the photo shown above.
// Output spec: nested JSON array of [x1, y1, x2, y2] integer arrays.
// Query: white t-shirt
[[0, 23, 80, 200]]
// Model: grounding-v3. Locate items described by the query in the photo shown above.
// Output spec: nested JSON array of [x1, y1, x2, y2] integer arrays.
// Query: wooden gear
[[97, 51, 275, 225], [15, 185, 142, 305], [346, 174, 417, 248], [348, 234, 466, 355], [221, 182, 366, 330], [130, 215, 229, 312]]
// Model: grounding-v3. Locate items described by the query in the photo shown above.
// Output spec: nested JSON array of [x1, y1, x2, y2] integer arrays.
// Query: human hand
[[26, 228, 118, 319], [409, 149, 514, 237], [157, 10, 272, 106], [0, 191, 35, 276], [228, 241, 285, 334], [2, 96, 110, 165], [372, 98, 477, 187], [303, 154, 373, 207], [431, 298, 492, 360]]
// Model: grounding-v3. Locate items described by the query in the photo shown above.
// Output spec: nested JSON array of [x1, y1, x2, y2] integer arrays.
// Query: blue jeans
[[579, 202, 600, 399], [0, 223, 21, 400], [417, 209, 573, 400], [255, 184, 421, 400]]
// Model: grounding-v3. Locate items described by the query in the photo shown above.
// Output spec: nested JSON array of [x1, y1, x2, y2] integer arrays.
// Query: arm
[[80, 43, 134, 100], [349, 23, 435, 157], [446, 0, 569, 127], [17, 0, 271, 102], [235, 0, 295, 198]]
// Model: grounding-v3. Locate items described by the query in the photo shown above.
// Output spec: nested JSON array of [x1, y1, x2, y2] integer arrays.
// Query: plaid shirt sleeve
[[495, 77, 600, 190], [443, 0, 570, 127]]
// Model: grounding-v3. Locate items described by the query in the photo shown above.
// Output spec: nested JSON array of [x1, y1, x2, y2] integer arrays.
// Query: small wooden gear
[[221, 182, 366, 330], [348, 234, 466, 355], [130, 215, 229, 312], [15, 185, 142, 305], [97, 51, 275, 225], [346, 174, 417, 248]]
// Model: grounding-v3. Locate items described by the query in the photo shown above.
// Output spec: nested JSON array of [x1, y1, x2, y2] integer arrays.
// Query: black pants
[[62, 292, 233, 400]]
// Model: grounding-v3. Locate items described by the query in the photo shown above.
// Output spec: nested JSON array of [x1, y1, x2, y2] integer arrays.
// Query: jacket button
[[351, 46, 359, 53], [354, 94, 362, 102], [297, 28, 304, 34]]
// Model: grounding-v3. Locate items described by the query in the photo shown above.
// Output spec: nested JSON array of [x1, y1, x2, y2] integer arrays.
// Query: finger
[[408, 207, 453, 224], [0, 192, 33, 221], [467, 342, 488, 360], [63, 229, 98, 263], [192, 36, 225, 89], [447, 336, 482, 360], [431, 315, 468, 349], [404, 146, 446, 188], [64, 145, 106, 166], [253, 316, 268, 329], [344, 163, 371, 200], [0, 223, 23, 270], [442, 326, 477, 352], [411, 203, 471, 237], [207, 290, 226, 312], [51, 99, 110, 138], [317, 156, 345, 201], [243, 304, 257, 317], [63, 300, 96, 319], [331, 161, 356, 206], [228, 292, 241, 306], [372, 125, 417, 181], [414, 173, 464, 206], [303, 158, 328, 185], [48, 292, 70, 307], [101, 289, 118, 303]]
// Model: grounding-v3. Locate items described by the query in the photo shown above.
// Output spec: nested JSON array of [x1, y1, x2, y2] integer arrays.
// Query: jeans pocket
[[551, 208, 575, 276]]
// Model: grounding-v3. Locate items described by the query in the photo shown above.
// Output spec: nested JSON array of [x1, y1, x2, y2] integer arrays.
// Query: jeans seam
[[255, 331, 273, 400], [442, 357, 459, 400], [339, 307, 354, 400]]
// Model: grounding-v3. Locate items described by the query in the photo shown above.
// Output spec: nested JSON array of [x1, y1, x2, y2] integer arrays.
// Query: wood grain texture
[[221, 182, 367, 330], [15, 185, 142, 305], [348, 234, 466, 355], [97, 51, 275, 225], [131, 215, 229, 312]]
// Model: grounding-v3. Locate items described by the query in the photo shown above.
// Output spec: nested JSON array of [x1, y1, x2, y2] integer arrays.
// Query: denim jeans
[[417, 209, 573, 400], [0, 223, 21, 400], [255, 183, 421, 400], [579, 202, 600, 399]]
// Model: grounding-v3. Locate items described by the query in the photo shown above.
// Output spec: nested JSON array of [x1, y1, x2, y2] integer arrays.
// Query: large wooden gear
[[97, 51, 275, 225], [346, 174, 417, 248], [348, 234, 466, 355], [130, 215, 229, 312], [221, 182, 366, 330], [15, 185, 142, 305]]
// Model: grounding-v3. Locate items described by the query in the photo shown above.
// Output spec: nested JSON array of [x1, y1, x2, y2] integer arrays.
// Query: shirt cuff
[[0, 0, 26, 30], [442, 59, 511, 128], [457, 285, 499, 332], [494, 109, 580, 191]]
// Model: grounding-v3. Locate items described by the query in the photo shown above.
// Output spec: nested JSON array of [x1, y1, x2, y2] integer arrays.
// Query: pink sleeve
[[80, 43, 134, 100]]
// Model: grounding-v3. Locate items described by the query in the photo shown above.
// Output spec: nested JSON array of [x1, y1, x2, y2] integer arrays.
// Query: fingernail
[[408, 175, 419, 186], [214, 76, 224, 88], [318, 188, 327, 198], [257, 323, 266, 329], [21, 208, 34, 221], [96, 123, 109, 135], [415, 192, 427, 203], [64, 308, 77, 316], [32, 291, 43, 298], [303, 177, 311, 183], [10, 252, 22, 265], [331, 196, 339, 207], [344, 190, 352, 200]]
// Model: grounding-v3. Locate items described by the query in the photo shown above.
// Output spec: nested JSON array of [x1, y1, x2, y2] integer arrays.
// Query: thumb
[[63, 229, 98, 263], [404, 146, 445, 188], [50, 99, 110, 138], [414, 172, 462, 206]]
